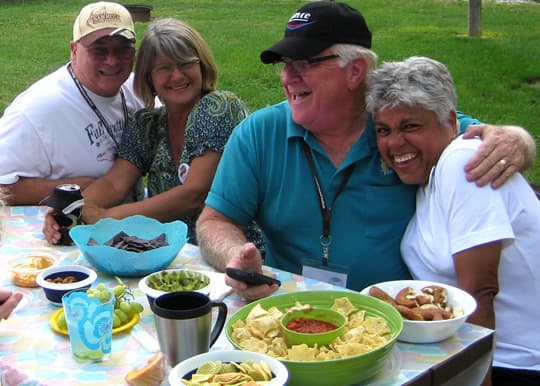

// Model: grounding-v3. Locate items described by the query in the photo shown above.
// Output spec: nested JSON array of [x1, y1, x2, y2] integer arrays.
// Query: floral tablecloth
[[0, 207, 493, 386]]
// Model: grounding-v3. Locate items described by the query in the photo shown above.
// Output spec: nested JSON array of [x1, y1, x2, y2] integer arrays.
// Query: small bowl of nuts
[[8, 253, 57, 288], [36, 264, 97, 306]]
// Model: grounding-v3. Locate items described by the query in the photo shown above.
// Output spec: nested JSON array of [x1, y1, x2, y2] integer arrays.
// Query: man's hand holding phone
[[224, 243, 280, 301], [225, 268, 281, 287]]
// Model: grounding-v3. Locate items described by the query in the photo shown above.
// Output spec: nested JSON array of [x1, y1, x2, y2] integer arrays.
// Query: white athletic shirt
[[401, 135, 540, 371], [0, 64, 144, 184]]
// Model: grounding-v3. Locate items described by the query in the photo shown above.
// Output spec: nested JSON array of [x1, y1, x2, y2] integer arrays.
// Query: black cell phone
[[225, 268, 281, 287]]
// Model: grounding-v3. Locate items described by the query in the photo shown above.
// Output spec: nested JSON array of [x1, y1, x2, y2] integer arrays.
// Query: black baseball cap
[[260, 1, 372, 64]]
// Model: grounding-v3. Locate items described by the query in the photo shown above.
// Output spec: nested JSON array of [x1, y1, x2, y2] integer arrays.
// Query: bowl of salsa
[[281, 307, 346, 347]]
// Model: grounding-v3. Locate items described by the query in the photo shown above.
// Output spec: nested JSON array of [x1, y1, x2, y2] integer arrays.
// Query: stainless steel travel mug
[[150, 291, 227, 367]]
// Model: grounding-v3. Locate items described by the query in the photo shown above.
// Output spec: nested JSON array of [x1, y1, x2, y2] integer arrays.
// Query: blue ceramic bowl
[[36, 264, 97, 306], [69, 215, 188, 277]]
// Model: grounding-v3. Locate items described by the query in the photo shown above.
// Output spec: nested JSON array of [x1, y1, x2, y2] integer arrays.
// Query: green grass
[[1, 0, 539, 183]]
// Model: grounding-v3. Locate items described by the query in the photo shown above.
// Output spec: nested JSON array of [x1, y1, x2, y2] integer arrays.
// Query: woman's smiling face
[[150, 54, 203, 108], [375, 105, 457, 186]]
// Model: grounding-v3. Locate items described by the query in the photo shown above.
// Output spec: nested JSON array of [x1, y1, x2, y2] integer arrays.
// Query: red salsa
[[286, 317, 338, 334]]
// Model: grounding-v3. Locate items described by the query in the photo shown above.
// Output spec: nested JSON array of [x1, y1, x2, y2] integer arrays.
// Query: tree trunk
[[468, 0, 482, 37]]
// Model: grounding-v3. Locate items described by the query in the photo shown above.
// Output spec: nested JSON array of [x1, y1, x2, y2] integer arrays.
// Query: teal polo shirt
[[206, 101, 420, 291]]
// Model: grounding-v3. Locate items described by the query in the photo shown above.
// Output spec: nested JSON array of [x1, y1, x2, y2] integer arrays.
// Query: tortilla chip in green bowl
[[226, 290, 403, 386]]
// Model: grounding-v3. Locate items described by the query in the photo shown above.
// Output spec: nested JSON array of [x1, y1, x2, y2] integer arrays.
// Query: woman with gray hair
[[367, 56, 540, 386]]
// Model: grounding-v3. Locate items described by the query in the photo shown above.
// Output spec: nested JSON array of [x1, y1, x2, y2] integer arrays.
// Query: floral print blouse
[[118, 90, 251, 244]]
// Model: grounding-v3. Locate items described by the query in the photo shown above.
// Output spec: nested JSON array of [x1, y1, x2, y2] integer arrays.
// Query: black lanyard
[[302, 141, 355, 266], [67, 63, 127, 151]]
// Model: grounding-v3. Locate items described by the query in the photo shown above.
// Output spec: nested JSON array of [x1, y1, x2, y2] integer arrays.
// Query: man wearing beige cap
[[0, 2, 144, 205]]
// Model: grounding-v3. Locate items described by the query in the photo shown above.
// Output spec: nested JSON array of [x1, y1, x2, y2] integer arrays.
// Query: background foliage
[[1, 0, 539, 182]]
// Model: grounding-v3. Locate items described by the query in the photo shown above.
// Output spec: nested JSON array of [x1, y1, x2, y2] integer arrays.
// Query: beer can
[[40, 184, 83, 212]]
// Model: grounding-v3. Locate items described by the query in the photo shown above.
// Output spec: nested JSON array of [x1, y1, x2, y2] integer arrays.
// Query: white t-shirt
[[401, 136, 540, 371], [0, 64, 145, 184]]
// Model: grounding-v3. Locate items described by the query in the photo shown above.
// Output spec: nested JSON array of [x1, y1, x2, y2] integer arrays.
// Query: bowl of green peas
[[138, 269, 212, 303]]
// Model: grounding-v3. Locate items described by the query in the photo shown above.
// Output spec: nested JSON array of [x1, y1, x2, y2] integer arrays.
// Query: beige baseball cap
[[73, 2, 135, 44]]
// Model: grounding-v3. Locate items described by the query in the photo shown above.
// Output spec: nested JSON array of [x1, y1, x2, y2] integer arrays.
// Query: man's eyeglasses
[[151, 59, 201, 76], [273, 54, 340, 75], [81, 44, 136, 62]]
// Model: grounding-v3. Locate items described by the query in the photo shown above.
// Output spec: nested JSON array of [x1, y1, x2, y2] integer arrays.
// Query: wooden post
[[468, 0, 482, 37]]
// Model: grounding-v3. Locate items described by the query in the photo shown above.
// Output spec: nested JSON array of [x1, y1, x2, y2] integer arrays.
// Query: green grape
[[113, 314, 122, 328], [86, 286, 112, 304], [57, 312, 67, 330], [113, 284, 125, 297], [131, 302, 144, 314], [83, 278, 145, 330], [97, 289, 112, 303], [95, 276, 147, 329], [114, 308, 128, 323], [119, 301, 132, 315]]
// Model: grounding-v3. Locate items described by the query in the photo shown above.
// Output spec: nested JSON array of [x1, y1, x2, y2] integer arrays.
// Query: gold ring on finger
[[499, 159, 507, 167]]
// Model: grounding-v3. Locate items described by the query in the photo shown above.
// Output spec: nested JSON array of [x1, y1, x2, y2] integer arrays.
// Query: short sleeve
[[435, 138, 514, 254], [0, 111, 52, 183], [185, 91, 249, 161], [456, 111, 482, 134]]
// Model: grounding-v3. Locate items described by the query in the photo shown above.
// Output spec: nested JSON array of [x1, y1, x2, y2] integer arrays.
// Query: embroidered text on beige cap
[[73, 2, 135, 44]]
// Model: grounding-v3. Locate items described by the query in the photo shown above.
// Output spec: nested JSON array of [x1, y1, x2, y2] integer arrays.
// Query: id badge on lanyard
[[300, 141, 355, 289], [302, 258, 348, 287]]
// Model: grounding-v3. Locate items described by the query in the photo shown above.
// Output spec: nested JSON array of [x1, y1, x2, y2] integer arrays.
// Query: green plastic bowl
[[226, 290, 403, 386], [281, 307, 346, 347]]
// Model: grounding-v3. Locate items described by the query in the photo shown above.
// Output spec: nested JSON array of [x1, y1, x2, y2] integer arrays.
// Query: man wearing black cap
[[197, 1, 535, 299], [0, 2, 144, 205]]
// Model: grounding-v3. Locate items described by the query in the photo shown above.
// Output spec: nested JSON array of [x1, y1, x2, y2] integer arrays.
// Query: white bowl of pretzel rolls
[[360, 280, 476, 343]]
